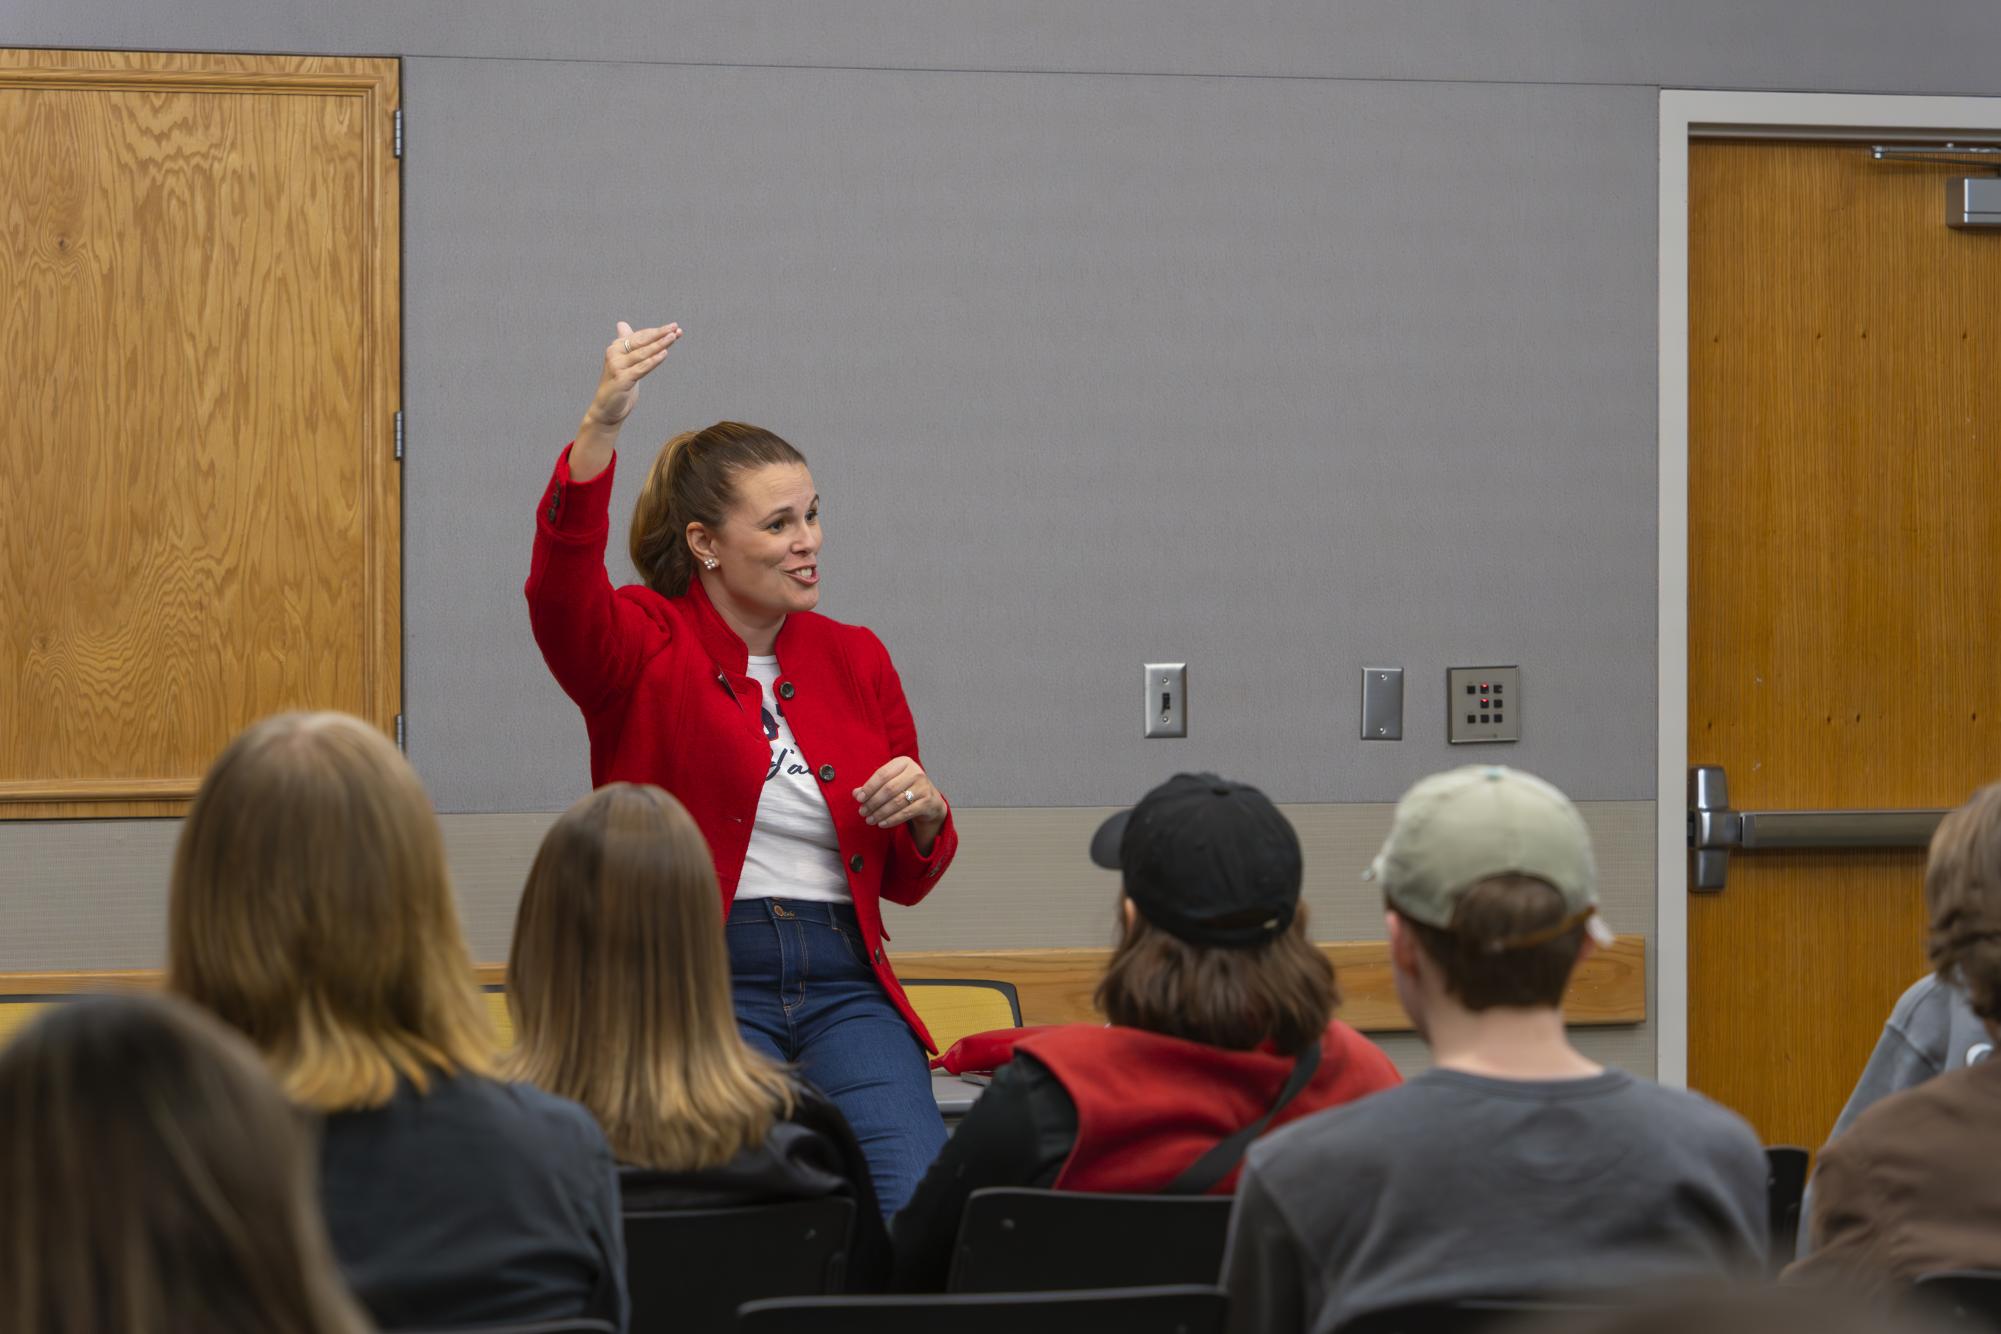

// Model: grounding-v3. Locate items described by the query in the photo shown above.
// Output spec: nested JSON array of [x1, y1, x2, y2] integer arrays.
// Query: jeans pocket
[[829, 921, 874, 972]]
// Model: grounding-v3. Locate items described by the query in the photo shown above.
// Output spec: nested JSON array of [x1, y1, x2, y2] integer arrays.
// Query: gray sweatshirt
[[1222, 1067, 1768, 1334], [1798, 973, 1991, 1257]]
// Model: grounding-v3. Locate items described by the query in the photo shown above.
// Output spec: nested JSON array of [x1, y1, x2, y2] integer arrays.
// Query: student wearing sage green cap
[[1221, 765, 1768, 1334], [888, 772, 1401, 1292]]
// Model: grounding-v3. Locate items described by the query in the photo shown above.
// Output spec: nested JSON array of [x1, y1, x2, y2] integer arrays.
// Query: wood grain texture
[[0, 936, 1648, 1035], [893, 937, 1646, 1033], [0, 49, 400, 818], [1688, 140, 2001, 1148]]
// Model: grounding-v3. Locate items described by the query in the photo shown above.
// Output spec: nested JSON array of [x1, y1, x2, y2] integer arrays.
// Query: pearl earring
[[703, 558, 718, 570]]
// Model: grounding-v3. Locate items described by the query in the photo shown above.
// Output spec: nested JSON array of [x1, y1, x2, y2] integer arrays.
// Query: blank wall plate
[[1447, 665, 1520, 744], [1361, 666, 1403, 740], [1143, 662, 1187, 738]]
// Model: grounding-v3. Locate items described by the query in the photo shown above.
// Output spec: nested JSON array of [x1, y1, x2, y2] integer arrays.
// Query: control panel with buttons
[[1447, 665, 1520, 744]]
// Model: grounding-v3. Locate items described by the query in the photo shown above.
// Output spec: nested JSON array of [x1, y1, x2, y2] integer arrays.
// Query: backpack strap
[[1162, 1038, 1323, 1196]]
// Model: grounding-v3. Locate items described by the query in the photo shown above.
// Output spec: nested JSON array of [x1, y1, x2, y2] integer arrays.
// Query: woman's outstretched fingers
[[623, 323, 679, 353], [606, 325, 681, 381], [586, 320, 681, 430]]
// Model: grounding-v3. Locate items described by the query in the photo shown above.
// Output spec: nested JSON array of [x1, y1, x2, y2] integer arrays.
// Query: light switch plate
[[1361, 666, 1403, 740], [1447, 665, 1520, 744], [1143, 662, 1187, 738]]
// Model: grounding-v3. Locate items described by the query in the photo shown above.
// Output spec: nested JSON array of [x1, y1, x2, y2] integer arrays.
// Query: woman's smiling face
[[698, 462, 822, 620]]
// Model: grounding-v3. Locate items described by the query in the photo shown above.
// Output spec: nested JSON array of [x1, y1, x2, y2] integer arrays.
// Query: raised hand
[[586, 321, 681, 427], [572, 321, 681, 481]]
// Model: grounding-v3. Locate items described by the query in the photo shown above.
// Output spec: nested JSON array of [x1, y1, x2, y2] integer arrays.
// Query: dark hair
[[1398, 874, 1586, 1010], [628, 421, 808, 597], [1095, 902, 1336, 1055], [1926, 781, 2001, 1023], [0, 994, 371, 1334]]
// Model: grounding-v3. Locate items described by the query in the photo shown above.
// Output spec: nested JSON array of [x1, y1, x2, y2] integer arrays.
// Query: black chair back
[[1915, 1271, 2001, 1329], [738, 1284, 1227, 1334], [940, 1192, 1224, 1296], [626, 1197, 854, 1334], [947, 1187, 1234, 1292], [1765, 1144, 1811, 1265], [1337, 1297, 1617, 1334], [397, 1322, 617, 1334]]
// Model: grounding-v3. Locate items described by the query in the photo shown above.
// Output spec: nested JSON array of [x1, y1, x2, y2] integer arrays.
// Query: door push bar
[[1686, 765, 1949, 892]]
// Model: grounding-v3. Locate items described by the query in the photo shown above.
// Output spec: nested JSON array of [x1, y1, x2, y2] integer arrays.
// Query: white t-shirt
[[734, 656, 851, 904]]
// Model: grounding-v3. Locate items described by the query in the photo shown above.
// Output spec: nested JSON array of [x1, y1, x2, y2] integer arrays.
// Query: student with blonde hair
[[0, 993, 371, 1334], [507, 782, 887, 1282], [169, 711, 627, 1332]]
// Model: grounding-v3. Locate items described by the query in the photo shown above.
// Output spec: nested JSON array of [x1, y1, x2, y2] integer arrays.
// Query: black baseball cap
[[1089, 772, 1302, 949]]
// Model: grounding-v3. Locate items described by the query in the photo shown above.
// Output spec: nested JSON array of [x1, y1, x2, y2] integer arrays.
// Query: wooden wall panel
[[0, 50, 400, 817], [0, 935, 1647, 1036]]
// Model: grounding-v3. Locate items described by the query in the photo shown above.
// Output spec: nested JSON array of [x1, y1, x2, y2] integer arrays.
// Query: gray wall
[[403, 64, 1658, 811]]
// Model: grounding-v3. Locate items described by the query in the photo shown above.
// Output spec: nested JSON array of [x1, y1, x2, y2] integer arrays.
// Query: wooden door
[[1688, 140, 2001, 1149], [0, 50, 400, 818]]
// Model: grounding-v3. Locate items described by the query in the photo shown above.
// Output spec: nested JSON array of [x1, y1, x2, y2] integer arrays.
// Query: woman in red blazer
[[526, 320, 958, 1212]]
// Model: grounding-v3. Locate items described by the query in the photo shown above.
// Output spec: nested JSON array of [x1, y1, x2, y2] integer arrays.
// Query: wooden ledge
[[0, 937, 1645, 1036], [894, 935, 1646, 1033]]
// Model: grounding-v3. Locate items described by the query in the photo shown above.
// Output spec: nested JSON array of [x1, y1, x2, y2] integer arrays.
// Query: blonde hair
[[0, 994, 373, 1334], [628, 421, 807, 597], [505, 783, 796, 1169], [1927, 781, 2001, 1023], [169, 711, 493, 1111]]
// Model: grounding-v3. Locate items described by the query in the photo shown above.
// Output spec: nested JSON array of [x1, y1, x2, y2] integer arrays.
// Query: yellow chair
[[0, 998, 54, 1049], [482, 987, 516, 1048], [902, 979, 1023, 1055]]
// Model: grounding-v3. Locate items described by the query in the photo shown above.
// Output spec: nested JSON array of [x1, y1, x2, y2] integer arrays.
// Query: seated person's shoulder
[[1618, 1078, 1765, 1164], [479, 1075, 614, 1159], [1889, 970, 1953, 1028], [1843, 1056, 1995, 1150], [1251, 1071, 1428, 1165], [621, 1077, 871, 1212]]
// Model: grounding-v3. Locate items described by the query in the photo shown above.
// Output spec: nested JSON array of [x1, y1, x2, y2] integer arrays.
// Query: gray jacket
[[1799, 973, 1990, 1257]]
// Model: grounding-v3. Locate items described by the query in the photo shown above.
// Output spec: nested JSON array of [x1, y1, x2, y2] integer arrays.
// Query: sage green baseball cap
[[1363, 765, 1613, 947]]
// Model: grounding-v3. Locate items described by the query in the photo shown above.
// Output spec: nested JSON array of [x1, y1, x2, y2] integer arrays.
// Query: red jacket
[[1016, 1020, 1401, 1193], [525, 444, 957, 1049]]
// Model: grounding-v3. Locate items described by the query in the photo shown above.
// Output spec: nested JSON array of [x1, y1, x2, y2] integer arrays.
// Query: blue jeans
[[726, 898, 946, 1216]]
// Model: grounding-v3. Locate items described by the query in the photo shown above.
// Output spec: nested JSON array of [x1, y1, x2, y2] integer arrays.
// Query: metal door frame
[[1655, 90, 2001, 1088]]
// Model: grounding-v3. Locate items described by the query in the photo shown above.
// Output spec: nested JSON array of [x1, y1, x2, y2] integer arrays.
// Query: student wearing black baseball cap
[[889, 773, 1400, 1290]]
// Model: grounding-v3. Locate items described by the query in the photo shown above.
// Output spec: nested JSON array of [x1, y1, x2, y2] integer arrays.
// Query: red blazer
[[525, 444, 957, 1050], [1016, 1020, 1401, 1193]]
